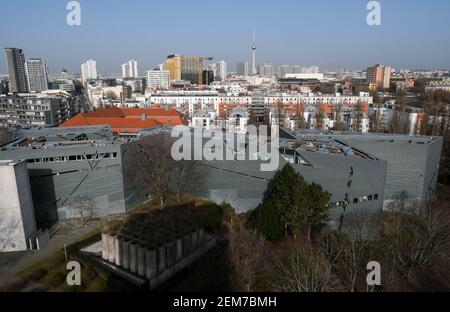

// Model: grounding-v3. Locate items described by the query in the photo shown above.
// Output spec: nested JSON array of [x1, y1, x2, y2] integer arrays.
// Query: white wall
[[0, 160, 36, 252]]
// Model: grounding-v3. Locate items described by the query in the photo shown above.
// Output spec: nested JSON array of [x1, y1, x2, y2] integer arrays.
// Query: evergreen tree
[[249, 164, 330, 241]]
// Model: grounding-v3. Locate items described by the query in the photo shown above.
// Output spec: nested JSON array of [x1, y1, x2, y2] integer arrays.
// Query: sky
[[1, 0, 450, 74]]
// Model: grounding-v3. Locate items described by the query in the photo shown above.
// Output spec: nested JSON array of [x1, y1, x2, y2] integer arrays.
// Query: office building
[[166, 55, 212, 86], [121, 60, 139, 78], [81, 60, 98, 81], [4, 48, 29, 93], [25, 58, 49, 92]]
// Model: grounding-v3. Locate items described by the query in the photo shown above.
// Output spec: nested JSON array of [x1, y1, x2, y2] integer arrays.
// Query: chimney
[[141, 114, 147, 121]]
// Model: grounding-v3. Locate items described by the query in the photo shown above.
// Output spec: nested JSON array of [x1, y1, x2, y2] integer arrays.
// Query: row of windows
[[26, 152, 118, 164], [334, 194, 380, 207]]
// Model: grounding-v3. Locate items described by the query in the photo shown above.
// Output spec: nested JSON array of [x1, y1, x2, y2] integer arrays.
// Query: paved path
[[0, 221, 100, 291]]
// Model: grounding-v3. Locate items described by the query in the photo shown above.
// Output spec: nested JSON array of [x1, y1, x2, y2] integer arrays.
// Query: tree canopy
[[249, 164, 330, 241]]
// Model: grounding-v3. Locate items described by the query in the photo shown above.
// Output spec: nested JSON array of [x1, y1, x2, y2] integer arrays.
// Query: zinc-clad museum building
[[0, 126, 443, 232]]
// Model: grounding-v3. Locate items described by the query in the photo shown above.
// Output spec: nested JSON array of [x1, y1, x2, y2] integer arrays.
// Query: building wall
[[329, 134, 443, 209], [0, 143, 138, 226], [192, 145, 386, 230], [0, 160, 36, 252]]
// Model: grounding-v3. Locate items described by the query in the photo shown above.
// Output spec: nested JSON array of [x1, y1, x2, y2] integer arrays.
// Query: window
[[353, 198, 359, 204], [374, 194, 379, 200]]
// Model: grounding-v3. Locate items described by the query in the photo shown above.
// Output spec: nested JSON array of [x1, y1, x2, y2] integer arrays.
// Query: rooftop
[[59, 107, 185, 133]]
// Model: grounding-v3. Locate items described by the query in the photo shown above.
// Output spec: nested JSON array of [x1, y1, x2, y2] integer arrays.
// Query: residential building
[[121, 60, 139, 78], [4, 48, 28, 93], [217, 60, 227, 80], [236, 61, 249, 76], [81, 60, 98, 81], [25, 58, 49, 92], [367, 64, 392, 90], [147, 69, 170, 90], [0, 92, 83, 127]]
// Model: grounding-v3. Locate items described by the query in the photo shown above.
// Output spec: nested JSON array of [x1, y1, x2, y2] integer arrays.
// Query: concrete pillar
[[182, 234, 191, 256], [108, 235, 115, 263], [137, 246, 146, 277], [175, 239, 183, 262], [129, 243, 138, 273], [158, 244, 167, 273], [191, 231, 198, 251], [114, 237, 122, 266], [198, 229, 204, 244], [166, 241, 175, 267], [145, 249, 157, 279], [121, 240, 130, 270], [102, 233, 109, 260]]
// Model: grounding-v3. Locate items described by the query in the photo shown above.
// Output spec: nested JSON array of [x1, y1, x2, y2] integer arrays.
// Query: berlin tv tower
[[252, 27, 257, 86]]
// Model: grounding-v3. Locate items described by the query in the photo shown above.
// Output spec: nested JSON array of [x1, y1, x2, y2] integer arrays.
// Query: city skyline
[[1, 0, 450, 74]]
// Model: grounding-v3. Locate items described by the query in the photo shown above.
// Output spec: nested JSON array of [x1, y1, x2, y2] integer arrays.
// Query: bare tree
[[331, 210, 381, 292], [0, 127, 9, 146], [382, 201, 450, 285], [334, 102, 345, 131], [171, 160, 200, 204], [228, 220, 265, 292], [0, 212, 21, 252], [315, 106, 325, 130], [67, 194, 94, 226], [352, 101, 365, 133], [104, 91, 118, 100], [296, 100, 306, 129], [128, 134, 174, 208], [273, 237, 338, 292]]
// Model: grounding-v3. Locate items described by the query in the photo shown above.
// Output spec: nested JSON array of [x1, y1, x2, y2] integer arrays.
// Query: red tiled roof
[[60, 107, 184, 133]]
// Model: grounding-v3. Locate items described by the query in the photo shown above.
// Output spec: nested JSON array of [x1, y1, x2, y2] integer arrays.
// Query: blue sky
[[1, 0, 450, 74]]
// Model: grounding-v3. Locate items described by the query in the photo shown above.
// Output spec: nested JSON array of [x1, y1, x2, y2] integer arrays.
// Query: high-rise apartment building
[[236, 61, 249, 76], [258, 62, 274, 77], [25, 58, 49, 92], [147, 69, 170, 89], [367, 64, 392, 90], [121, 60, 139, 78], [4, 48, 29, 93], [81, 60, 98, 81], [217, 60, 227, 80]]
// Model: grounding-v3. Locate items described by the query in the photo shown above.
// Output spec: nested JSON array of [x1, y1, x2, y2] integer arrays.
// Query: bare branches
[[0, 212, 21, 252], [67, 194, 93, 226], [272, 237, 338, 292], [128, 134, 174, 208], [227, 220, 265, 292]]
